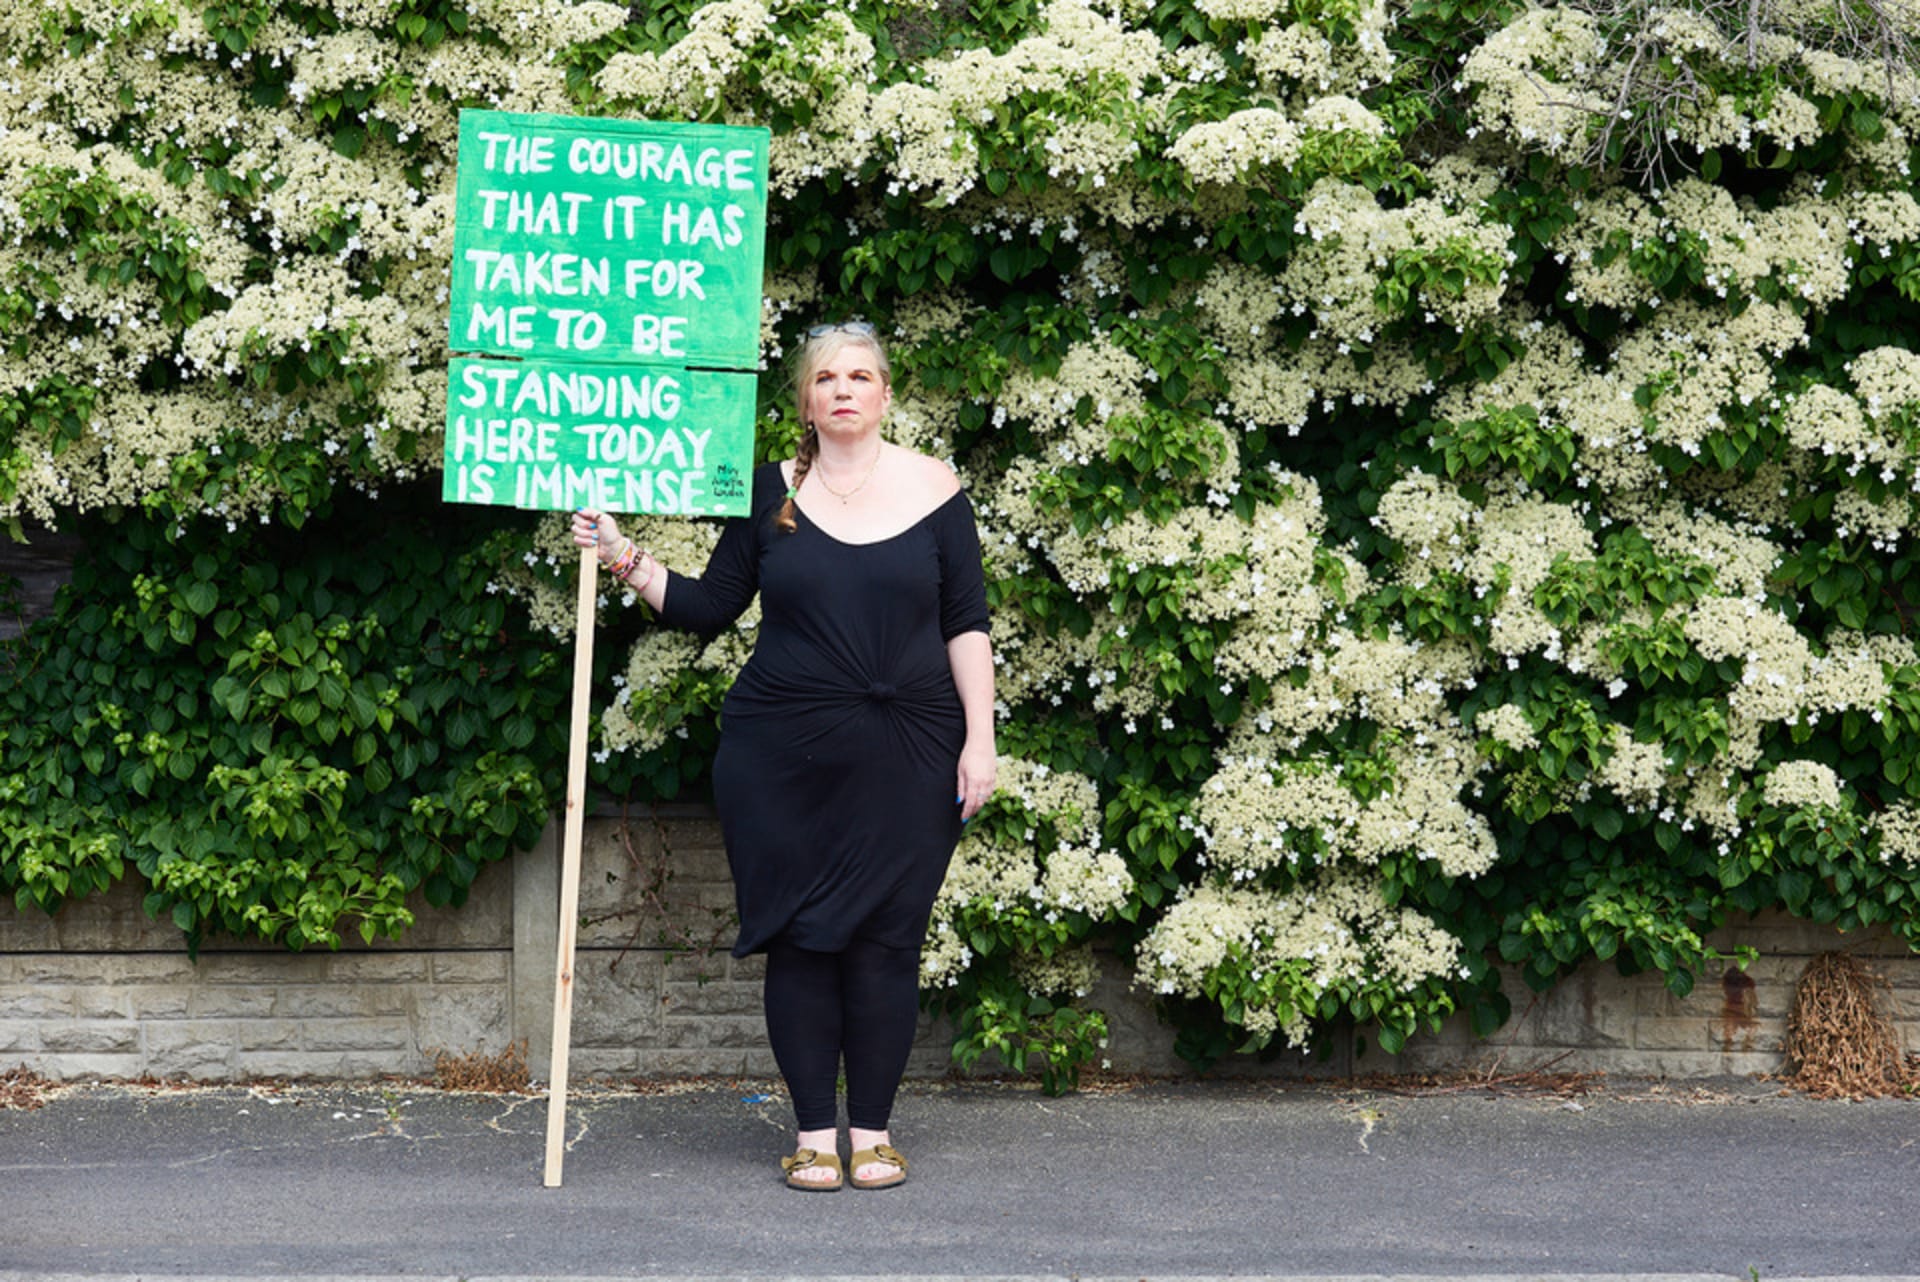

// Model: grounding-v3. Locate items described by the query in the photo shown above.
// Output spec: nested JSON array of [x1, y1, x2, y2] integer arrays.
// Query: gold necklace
[[812, 442, 882, 503]]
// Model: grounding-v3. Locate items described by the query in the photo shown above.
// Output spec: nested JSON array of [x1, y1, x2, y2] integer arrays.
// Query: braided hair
[[775, 325, 892, 533]]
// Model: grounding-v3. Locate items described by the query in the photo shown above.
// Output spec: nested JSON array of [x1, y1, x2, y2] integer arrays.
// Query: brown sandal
[[848, 1143, 907, 1190], [781, 1147, 843, 1192]]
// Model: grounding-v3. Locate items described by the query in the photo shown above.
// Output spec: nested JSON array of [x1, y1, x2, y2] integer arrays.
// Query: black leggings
[[762, 936, 922, 1132]]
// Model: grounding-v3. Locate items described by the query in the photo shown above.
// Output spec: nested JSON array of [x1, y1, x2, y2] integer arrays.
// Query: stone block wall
[[0, 805, 956, 1084], [3, 804, 1916, 1082], [0, 838, 516, 1081], [1358, 914, 1920, 1079]]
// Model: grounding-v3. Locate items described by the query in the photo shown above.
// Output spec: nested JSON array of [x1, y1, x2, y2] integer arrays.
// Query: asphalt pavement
[[1, 1073, 1916, 1281]]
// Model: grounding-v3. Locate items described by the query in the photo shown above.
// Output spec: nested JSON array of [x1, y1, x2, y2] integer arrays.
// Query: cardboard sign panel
[[442, 356, 757, 517], [449, 110, 769, 370], [444, 111, 769, 517]]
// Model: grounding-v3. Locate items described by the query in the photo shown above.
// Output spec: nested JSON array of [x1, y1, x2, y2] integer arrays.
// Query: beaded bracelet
[[605, 539, 658, 593], [606, 538, 641, 580]]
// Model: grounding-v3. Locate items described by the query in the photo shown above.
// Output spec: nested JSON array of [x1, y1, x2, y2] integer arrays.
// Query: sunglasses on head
[[806, 320, 877, 339]]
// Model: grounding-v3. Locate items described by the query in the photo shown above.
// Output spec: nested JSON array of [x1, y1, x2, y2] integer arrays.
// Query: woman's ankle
[[796, 1126, 837, 1152]]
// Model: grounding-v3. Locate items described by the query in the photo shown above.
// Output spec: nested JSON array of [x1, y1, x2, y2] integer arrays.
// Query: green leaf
[[501, 715, 535, 750], [181, 581, 217, 616]]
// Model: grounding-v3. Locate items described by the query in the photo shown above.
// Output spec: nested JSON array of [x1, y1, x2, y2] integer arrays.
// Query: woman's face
[[804, 340, 892, 437]]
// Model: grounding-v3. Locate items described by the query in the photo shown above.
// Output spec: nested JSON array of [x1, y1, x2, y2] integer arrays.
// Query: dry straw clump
[[430, 1040, 532, 1094], [0, 1065, 52, 1111], [1783, 952, 1919, 1099]]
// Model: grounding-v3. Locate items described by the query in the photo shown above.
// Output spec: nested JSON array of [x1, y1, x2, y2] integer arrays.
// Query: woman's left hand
[[956, 739, 997, 823]]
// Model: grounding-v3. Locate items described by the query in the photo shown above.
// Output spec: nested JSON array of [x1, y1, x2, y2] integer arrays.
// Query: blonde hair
[[775, 326, 893, 533]]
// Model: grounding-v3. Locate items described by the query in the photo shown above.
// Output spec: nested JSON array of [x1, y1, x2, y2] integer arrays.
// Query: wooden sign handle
[[543, 546, 597, 1187]]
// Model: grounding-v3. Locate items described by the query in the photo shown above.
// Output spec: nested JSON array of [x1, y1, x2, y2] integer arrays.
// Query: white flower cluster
[[1458, 4, 1902, 166], [1281, 179, 1516, 344], [1194, 0, 1289, 20], [1682, 596, 1815, 728], [1012, 943, 1102, 1000], [998, 334, 1152, 446], [1785, 380, 1903, 484], [1872, 800, 1920, 864], [1195, 259, 1287, 346], [596, 0, 778, 117], [1761, 760, 1845, 811], [1190, 757, 1361, 873], [1211, 485, 1332, 681], [1468, 488, 1594, 660], [1595, 726, 1671, 810], [1615, 300, 1802, 459], [1477, 703, 1539, 752], [1624, 499, 1782, 601], [1849, 345, 1920, 422], [1246, 22, 1342, 96], [807, 0, 1168, 208], [1169, 109, 1303, 186], [463, 0, 628, 48], [1458, 8, 1607, 154], [1240, 625, 1479, 749], [1372, 469, 1476, 583], [1135, 870, 1462, 1047], [923, 758, 1132, 989], [1219, 350, 1317, 434], [1189, 745, 1496, 881]]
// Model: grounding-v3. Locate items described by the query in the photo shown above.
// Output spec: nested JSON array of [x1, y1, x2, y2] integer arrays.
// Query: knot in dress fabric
[[865, 681, 897, 703]]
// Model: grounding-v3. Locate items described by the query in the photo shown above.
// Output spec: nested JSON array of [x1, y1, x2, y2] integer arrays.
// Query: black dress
[[658, 461, 990, 958]]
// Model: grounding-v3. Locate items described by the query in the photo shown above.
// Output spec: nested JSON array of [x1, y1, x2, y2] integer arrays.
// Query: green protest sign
[[444, 356, 757, 517], [448, 110, 768, 368], [443, 110, 769, 517]]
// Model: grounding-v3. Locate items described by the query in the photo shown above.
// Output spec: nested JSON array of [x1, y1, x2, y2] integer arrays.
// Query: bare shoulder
[[894, 446, 962, 503]]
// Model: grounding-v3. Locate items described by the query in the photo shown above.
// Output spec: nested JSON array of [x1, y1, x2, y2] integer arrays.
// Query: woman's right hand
[[572, 509, 623, 561]]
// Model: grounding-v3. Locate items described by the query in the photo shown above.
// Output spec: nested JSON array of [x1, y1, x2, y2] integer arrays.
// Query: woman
[[571, 321, 996, 1191]]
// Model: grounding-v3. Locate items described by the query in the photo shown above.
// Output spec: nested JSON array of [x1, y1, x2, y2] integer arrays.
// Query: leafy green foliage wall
[[6, 0, 1920, 1083], [1, 492, 565, 952]]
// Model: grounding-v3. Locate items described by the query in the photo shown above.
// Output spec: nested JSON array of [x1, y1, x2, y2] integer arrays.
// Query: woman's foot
[[848, 1126, 906, 1189], [783, 1127, 842, 1190]]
